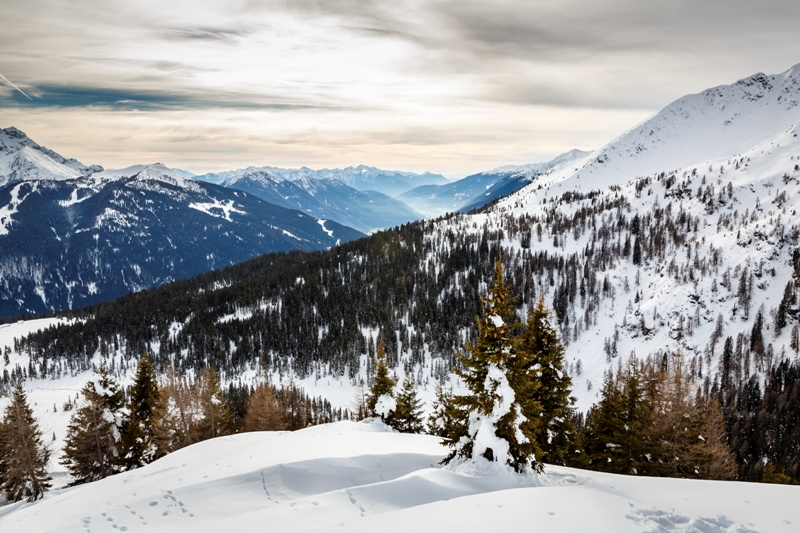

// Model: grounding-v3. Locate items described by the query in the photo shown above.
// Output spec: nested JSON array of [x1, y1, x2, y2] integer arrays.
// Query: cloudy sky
[[1, 0, 799, 177]]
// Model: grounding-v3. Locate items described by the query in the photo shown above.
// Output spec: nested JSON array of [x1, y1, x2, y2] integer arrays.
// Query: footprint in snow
[[149, 502, 158, 507]]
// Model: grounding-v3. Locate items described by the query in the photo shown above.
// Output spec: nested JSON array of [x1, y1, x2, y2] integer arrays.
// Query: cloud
[[1, 0, 800, 175], [0, 84, 346, 112]]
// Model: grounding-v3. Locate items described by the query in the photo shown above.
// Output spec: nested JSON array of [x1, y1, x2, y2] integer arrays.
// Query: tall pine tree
[[392, 376, 424, 433], [0, 383, 52, 502], [516, 296, 575, 465], [121, 351, 161, 469], [445, 253, 541, 472]]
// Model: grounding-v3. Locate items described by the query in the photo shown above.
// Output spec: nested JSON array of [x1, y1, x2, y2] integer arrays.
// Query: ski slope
[[0, 420, 795, 533]]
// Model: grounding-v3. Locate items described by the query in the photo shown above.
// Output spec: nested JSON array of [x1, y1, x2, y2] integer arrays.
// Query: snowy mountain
[[0, 131, 364, 318], [0, 127, 102, 187], [0, 420, 795, 532], [197, 165, 448, 197], [221, 170, 423, 234], [399, 149, 589, 217]]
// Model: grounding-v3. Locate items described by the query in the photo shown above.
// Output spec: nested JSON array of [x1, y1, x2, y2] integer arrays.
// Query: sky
[[1, 0, 800, 178]]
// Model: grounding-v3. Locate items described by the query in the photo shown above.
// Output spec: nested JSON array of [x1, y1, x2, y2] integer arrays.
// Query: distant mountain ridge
[[219, 170, 423, 234], [196, 164, 449, 196], [399, 149, 590, 217]]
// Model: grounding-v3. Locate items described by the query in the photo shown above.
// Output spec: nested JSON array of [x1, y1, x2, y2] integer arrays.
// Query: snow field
[[0, 420, 796, 533]]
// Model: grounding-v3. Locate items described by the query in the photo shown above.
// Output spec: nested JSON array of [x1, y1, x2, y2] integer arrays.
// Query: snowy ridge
[[0, 421, 795, 532], [500, 63, 800, 198]]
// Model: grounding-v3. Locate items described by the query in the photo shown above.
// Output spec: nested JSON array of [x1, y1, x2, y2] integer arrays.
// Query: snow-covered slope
[[0, 421, 795, 533], [198, 165, 448, 197], [507, 64, 800, 195], [0, 127, 102, 187]]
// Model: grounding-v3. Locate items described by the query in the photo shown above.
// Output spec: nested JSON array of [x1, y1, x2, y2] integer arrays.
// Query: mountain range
[[0, 131, 363, 317], [196, 165, 449, 197], [217, 170, 422, 234]]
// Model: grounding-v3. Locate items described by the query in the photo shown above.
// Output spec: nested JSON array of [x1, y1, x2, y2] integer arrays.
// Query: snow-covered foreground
[[1, 420, 796, 533]]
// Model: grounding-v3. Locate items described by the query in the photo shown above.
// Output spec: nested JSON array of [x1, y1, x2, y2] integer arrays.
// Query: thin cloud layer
[[1, 0, 799, 175]]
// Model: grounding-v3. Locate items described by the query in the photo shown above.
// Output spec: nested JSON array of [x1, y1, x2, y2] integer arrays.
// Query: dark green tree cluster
[[440, 255, 575, 473], [0, 383, 52, 502]]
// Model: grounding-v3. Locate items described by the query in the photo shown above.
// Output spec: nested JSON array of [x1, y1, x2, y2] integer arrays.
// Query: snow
[[188, 199, 246, 222], [374, 394, 396, 418], [488, 314, 504, 328], [0, 182, 36, 236], [0, 420, 796, 532], [317, 219, 334, 237]]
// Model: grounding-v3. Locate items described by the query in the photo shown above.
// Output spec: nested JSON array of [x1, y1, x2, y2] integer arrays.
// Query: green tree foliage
[[61, 366, 125, 484], [445, 253, 542, 473], [0, 383, 52, 502], [121, 351, 161, 469], [426, 379, 464, 439], [516, 295, 575, 465], [366, 339, 397, 422], [392, 376, 424, 433], [583, 357, 655, 475]]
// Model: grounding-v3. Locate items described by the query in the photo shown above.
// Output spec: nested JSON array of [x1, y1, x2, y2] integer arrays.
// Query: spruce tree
[[0, 383, 52, 502], [366, 339, 397, 422], [121, 351, 161, 469], [61, 366, 125, 484], [445, 253, 541, 472], [243, 382, 287, 432], [392, 376, 424, 433], [516, 296, 575, 465], [426, 379, 464, 438], [582, 371, 625, 471]]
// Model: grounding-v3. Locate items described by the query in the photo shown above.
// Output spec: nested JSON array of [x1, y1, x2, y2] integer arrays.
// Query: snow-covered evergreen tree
[[0, 383, 52, 502], [366, 339, 397, 423], [61, 366, 125, 484], [444, 253, 541, 472]]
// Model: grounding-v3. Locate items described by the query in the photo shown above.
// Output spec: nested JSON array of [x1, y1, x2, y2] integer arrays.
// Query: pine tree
[[194, 368, 232, 440], [445, 253, 541, 472], [0, 383, 52, 502], [582, 372, 625, 471], [392, 376, 424, 433], [583, 357, 655, 476], [516, 296, 575, 465], [426, 379, 464, 439], [120, 351, 161, 469], [61, 366, 125, 484], [243, 382, 287, 432], [366, 339, 397, 422]]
